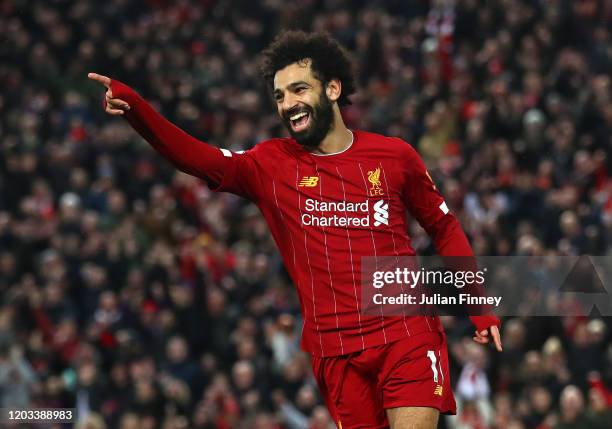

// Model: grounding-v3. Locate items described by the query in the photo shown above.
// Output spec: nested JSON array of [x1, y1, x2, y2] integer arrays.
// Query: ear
[[325, 79, 342, 102]]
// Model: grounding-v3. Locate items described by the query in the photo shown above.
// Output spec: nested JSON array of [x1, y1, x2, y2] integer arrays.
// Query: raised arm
[[88, 73, 229, 187]]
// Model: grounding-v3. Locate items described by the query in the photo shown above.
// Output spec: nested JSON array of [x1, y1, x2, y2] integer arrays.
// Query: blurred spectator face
[[69, 168, 89, 191], [45, 283, 64, 306], [140, 415, 157, 429], [236, 316, 258, 337], [107, 189, 126, 214], [588, 387, 607, 413], [466, 342, 487, 369], [77, 362, 98, 387], [504, 319, 526, 349], [0, 252, 16, 278], [135, 380, 156, 403], [310, 406, 333, 429], [45, 375, 65, 398], [166, 336, 189, 364], [252, 253, 269, 278], [586, 319, 606, 343], [506, 420, 526, 429], [252, 412, 277, 429], [81, 211, 99, 235], [282, 357, 304, 382], [75, 414, 106, 429], [523, 351, 543, 376], [200, 353, 217, 375], [206, 289, 226, 316], [560, 385, 584, 421], [130, 356, 156, 381], [119, 413, 140, 429], [296, 384, 317, 412], [277, 313, 295, 334], [169, 285, 192, 307], [99, 291, 118, 312], [55, 318, 77, 343], [81, 264, 107, 289], [162, 416, 189, 429], [59, 192, 81, 221], [127, 269, 144, 288], [530, 386, 552, 414], [494, 392, 512, 416], [232, 360, 254, 390], [572, 322, 590, 347], [236, 336, 257, 360], [158, 309, 177, 333]]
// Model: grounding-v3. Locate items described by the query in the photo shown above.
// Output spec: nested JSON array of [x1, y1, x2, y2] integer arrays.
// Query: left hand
[[473, 325, 502, 351]]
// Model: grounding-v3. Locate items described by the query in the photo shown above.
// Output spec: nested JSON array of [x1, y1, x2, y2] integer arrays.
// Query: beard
[[282, 90, 334, 149]]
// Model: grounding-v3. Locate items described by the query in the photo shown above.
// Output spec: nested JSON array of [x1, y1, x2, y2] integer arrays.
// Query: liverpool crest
[[367, 167, 384, 196]]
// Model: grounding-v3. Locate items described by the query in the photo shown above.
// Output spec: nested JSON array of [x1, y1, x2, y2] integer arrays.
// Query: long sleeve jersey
[[110, 80, 496, 357]]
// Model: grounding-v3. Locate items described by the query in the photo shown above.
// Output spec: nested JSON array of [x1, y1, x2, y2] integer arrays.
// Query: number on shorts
[[427, 350, 438, 383]]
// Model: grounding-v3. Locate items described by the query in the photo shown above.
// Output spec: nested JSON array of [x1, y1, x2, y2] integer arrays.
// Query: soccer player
[[88, 31, 502, 429]]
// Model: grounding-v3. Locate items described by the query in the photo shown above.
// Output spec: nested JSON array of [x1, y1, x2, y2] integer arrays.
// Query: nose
[[281, 92, 298, 114]]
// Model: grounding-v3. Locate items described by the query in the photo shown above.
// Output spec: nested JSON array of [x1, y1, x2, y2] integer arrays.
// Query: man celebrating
[[89, 31, 501, 429]]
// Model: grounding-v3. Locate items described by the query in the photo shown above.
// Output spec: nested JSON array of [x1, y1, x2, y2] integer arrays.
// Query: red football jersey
[[111, 80, 477, 357]]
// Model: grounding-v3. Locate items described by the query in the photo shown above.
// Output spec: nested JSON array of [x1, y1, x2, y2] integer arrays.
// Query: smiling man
[[88, 31, 501, 429]]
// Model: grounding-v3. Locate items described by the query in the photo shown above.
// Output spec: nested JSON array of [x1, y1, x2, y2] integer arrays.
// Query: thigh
[[380, 331, 456, 415], [312, 354, 389, 429], [386, 407, 439, 429]]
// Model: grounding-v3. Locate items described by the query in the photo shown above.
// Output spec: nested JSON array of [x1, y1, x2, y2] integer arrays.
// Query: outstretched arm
[[88, 73, 229, 187], [401, 143, 502, 351]]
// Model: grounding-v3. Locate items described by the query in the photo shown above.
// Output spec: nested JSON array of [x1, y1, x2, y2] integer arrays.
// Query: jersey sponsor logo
[[373, 200, 388, 226], [367, 167, 384, 196], [434, 385, 443, 396], [299, 176, 319, 187], [301, 198, 390, 228]]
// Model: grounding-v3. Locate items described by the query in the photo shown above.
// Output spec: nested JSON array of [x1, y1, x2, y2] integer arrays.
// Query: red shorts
[[312, 331, 456, 429]]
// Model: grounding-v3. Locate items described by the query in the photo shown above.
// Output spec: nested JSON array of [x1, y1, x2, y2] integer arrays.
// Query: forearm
[[429, 215, 500, 330], [110, 80, 228, 185]]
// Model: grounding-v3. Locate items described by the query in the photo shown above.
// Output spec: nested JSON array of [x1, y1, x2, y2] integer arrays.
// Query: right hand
[[87, 72, 131, 115]]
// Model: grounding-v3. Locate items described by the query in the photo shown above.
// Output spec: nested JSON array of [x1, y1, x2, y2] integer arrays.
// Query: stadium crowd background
[[1, 0, 611, 428]]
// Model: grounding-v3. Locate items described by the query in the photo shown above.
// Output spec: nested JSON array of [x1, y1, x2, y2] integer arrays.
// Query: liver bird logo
[[367, 167, 384, 196]]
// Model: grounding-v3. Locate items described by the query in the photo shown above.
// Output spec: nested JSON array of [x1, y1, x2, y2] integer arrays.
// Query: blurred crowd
[[1, 0, 612, 428]]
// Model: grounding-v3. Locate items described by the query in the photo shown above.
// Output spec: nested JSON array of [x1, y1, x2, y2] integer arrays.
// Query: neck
[[312, 109, 351, 155]]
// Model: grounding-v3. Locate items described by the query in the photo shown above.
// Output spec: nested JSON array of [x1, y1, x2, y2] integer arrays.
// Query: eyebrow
[[273, 81, 311, 96]]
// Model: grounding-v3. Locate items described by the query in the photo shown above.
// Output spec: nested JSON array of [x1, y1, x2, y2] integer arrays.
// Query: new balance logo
[[434, 385, 443, 396], [299, 176, 319, 187], [373, 200, 388, 226]]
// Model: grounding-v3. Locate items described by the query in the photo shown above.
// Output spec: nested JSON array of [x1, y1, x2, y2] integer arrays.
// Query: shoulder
[[354, 130, 418, 158], [251, 137, 297, 155], [235, 137, 298, 163], [251, 137, 293, 151]]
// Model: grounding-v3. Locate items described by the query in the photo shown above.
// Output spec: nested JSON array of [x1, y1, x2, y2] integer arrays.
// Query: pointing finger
[[88, 72, 112, 88], [491, 326, 503, 352]]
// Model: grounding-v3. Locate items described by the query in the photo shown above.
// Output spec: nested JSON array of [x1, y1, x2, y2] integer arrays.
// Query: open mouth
[[289, 111, 311, 133]]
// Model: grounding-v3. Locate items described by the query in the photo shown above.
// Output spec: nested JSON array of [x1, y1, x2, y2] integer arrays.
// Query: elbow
[[428, 214, 473, 257]]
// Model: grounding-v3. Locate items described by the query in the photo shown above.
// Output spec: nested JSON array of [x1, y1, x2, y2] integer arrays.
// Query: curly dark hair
[[260, 31, 356, 106]]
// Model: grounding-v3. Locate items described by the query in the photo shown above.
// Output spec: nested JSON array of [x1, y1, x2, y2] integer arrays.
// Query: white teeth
[[290, 112, 308, 121]]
